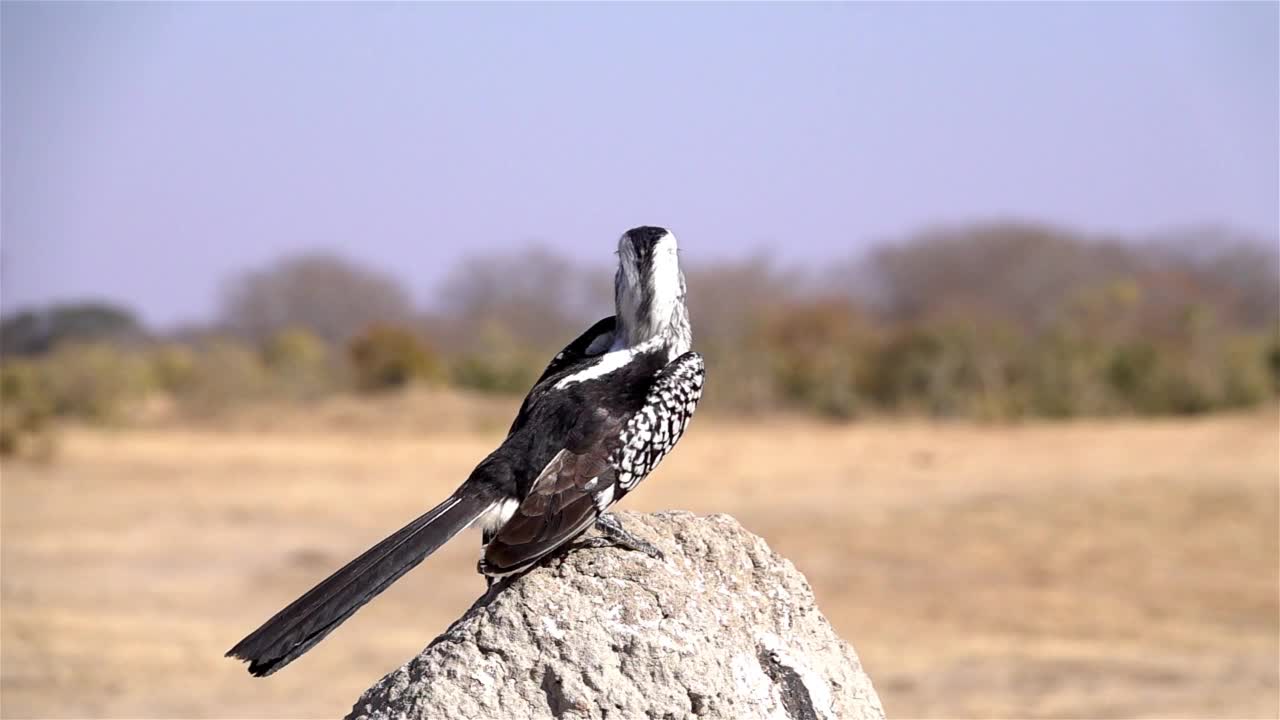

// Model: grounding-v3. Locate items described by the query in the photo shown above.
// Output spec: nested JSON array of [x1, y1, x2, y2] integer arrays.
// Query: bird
[[226, 226, 705, 677]]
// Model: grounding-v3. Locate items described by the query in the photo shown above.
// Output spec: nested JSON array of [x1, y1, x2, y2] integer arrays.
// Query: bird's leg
[[583, 512, 665, 561], [482, 528, 497, 589]]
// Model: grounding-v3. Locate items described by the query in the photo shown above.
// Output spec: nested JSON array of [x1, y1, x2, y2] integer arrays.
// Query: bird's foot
[[585, 512, 665, 561]]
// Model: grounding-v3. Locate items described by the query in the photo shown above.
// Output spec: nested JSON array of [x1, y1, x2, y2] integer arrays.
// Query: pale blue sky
[[2, 1, 1277, 328]]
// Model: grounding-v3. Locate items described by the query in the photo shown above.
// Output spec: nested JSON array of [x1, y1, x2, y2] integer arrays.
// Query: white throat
[[613, 232, 692, 359], [553, 231, 692, 391]]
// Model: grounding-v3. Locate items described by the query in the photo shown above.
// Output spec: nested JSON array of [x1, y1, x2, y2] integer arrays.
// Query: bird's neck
[[613, 291, 692, 362]]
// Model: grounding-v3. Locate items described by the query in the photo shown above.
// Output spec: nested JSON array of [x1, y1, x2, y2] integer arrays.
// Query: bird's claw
[[589, 512, 665, 561]]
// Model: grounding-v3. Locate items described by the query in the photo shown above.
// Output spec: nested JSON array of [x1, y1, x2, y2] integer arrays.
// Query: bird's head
[[614, 226, 691, 356]]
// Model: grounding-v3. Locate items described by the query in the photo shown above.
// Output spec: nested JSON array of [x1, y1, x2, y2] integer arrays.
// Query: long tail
[[226, 486, 496, 676]]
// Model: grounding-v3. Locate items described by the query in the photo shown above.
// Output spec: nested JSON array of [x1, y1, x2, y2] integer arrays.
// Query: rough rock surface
[[347, 511, 884, 720]]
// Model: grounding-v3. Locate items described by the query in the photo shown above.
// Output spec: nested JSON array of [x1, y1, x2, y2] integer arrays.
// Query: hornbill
[[227, 226, 704, 676]]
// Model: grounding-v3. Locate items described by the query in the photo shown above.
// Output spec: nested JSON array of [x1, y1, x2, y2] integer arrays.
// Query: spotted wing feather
[[614, 351, 704, 491]]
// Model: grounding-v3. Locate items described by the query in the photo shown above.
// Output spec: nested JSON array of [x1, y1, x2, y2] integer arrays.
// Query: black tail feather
[[226, 488, 494, 676]]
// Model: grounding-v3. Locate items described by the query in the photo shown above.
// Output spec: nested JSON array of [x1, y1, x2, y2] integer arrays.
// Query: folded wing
[[480, 409, 623, 576], [481, 351, 705, 577]]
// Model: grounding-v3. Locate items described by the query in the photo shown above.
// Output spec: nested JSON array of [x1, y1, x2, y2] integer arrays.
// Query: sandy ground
[[2, 409, 1277, 718]]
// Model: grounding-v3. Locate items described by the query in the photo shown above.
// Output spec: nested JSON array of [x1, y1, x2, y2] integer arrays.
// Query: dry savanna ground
[[2, 396, 1277, 719]]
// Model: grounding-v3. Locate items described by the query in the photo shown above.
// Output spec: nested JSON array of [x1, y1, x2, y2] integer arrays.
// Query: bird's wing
[[533, 316, 617, 385], [481, 408, 623, 576], [481, 351, 705, 577], [507, 316, 616, 436], [612, 351, 705, 492]]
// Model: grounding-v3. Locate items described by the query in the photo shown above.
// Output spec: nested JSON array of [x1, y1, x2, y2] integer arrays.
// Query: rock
[[346, 511, 885, 720]]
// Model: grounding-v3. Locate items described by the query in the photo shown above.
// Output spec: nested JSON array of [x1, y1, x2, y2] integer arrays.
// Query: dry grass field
[[1, 399, 1277, 719]]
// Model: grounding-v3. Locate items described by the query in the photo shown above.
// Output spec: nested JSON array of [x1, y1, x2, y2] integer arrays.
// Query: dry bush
[[432, 246, 606, 356], [1, 302, 145, 356], [149, 343, 199, 394], [262, 327, 338, 400], [755, 298, 877, 418], [221, 253, 414, 345], [348, 325, 443, 392], [169, 338, 273, 415], [0, 359, 57, 459], [6, 224, 1274, 424], [38, 342, 154, 422]]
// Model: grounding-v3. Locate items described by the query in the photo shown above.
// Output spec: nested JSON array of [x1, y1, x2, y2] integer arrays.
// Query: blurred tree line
[[2, 223, 1277, 456]]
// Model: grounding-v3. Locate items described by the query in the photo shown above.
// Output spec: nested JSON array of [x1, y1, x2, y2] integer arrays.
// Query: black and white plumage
[[227, 226, 704, 676]]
